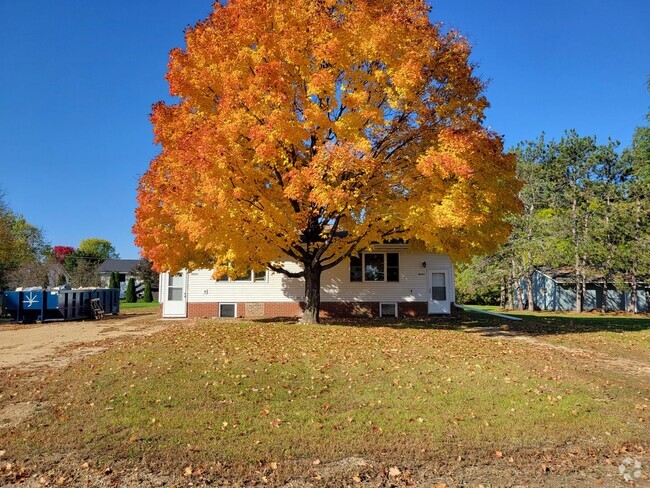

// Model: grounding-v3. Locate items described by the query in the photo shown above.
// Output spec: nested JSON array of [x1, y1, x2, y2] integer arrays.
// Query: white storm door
[[163, 272, 187, 317], [428, 271, 450, 314]]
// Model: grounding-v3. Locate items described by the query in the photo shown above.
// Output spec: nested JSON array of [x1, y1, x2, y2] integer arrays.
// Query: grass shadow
[[459, 309, 650, 336], [250, 310, 650, 336]]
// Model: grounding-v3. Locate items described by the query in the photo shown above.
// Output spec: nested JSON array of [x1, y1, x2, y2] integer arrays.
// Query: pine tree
[[109, 271, 118, 290], [143, 281, 153, 303], [125, 277, 137, 303]]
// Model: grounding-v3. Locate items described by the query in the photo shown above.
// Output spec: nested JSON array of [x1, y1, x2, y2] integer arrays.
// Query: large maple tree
[[134, 0, 521, 323]]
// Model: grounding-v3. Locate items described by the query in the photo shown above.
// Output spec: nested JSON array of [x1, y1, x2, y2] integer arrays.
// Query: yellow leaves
[[134, 0, 521, 274]]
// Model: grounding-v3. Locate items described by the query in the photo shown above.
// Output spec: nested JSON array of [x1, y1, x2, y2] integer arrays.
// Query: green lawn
[[119, 299, 159, 311], [2, 313, 648, 485], [461, 305, 650, 363]]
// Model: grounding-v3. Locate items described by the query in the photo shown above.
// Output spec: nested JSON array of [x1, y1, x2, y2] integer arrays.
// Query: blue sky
[[0, 1, 648, 258]]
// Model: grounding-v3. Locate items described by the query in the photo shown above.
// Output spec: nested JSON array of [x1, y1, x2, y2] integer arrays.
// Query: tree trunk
[[603, 193, 612, 313], [580, 211, 590, 312], [507, 276, 514, 311], [572, 195, 584, 313], [515, 269, 524, 311], [500, 275, 507, 310], [512, 258, 524, 310], [630, 195, 641, 314], [575, 272, 583, 313], [525, 271, 535, 311], [301, 264, 322, 324]]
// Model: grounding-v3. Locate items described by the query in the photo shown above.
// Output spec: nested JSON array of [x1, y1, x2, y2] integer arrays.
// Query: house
[[98, 259, 147, 299], [516, 267, 648, 312], [158, 243, 455, 319]]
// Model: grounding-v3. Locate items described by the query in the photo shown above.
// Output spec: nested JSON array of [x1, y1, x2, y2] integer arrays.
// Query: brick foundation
[[187, 302, 219, 318], [184, 301, 430, 319]]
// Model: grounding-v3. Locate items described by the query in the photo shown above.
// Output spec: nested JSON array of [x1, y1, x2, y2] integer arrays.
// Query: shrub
[[143, 281, 153, 303], [125, 277, 137, 303], [109, 271, 118, 290]]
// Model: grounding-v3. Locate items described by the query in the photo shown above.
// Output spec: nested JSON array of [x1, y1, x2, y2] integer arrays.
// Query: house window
[[380, 302, 398, 317], [167, 274, 184, 301], [431, 273, 447, 301], [387, 253, 399, 282], [218, 270, 267, 282], [235, 271, 253, 281], [350, 256, 362, 282], [364, 253, 385, 281], [349, 253, 400, 282], [219, 303, 237, 318], [119, 273, 126, 283]]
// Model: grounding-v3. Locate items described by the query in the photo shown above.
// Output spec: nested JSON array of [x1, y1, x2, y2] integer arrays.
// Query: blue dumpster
[[2, 288, 120, 324]]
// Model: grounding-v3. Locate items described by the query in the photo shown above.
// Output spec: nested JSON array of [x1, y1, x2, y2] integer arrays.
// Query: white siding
[[182, 246, 453, 304]]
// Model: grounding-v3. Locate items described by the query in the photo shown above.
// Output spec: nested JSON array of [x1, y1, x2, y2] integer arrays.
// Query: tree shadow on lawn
[[461, 310, 650, 336], [251, 310, 650, 336]]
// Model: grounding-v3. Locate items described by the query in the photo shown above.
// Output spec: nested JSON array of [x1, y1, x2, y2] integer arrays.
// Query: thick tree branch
[[267, 262, 304, 278]]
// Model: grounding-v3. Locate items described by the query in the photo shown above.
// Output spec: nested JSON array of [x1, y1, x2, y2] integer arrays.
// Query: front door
[[428, 271, 450, 314], [162, 272, 187, 317]]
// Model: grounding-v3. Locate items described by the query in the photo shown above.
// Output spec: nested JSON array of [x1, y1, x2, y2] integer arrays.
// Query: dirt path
[[468, 326, 650, 378], [0, 312, 177, 371]]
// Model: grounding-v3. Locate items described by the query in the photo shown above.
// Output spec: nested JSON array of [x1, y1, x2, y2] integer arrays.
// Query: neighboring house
[[516, 267, 648, 313], [159, 243, 455, 319], [98, 259, 147, 299]]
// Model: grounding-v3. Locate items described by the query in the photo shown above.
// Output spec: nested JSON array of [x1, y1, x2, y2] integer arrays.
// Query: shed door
[[162, 272, 187, 317], [428, 271, 450, 314]]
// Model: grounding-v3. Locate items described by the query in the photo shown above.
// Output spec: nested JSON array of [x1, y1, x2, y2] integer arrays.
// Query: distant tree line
[[0, 196, 123, 291], [0, 192, 50, 290], [457, 88, 649, 313]]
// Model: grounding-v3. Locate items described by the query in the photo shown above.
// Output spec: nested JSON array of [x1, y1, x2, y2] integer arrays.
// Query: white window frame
[[350, 253, 399, 283], [253, 270, 268, 282], [217, 270, 268, 283], [219, 303, 237, 318], [379, 302, 398, 317]]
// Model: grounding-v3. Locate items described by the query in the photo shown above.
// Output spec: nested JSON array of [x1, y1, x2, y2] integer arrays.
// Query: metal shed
[[516, 268, 648, 312]]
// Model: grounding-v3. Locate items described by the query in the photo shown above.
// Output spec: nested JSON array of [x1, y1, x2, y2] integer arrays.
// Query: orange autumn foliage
[[134, 0, 521, 320]]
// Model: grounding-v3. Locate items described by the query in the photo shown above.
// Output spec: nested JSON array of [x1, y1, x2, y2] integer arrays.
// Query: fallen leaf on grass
[[389, 466, 401, 477], [494, 451, 503, 458]]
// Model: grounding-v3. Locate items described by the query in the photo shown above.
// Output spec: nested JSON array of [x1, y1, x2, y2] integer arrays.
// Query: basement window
[[380, 302, 398, 317], [219, 303, 237, 318]]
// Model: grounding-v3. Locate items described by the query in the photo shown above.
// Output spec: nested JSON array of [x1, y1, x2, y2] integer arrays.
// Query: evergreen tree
[[125, 277, 137, 303], [109, 271, 118, 290], [621, 117, 650, 313], [143, 281, 153, 303]]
